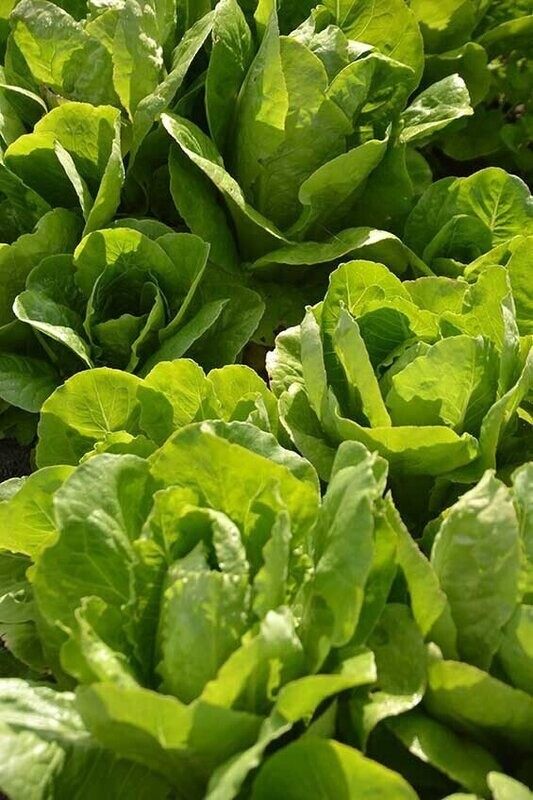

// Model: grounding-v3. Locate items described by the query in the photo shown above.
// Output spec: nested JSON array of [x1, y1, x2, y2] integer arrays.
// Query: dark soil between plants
[[0, 439, 32, 482]]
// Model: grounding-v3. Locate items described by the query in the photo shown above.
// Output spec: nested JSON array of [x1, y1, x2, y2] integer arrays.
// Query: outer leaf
[[431, 472, 521, 669], [36, 369, 148, 467], [31, 455, 155, 646], [0, 466, 72, 557], [161, 113, 289, 260], [498, 606, 533, 695], [327, 0, 424, 84], [488, 772, 533, 800], [251, 738, 419, 799], [0, 208, 82, 325], [150, 422, 320, 536], [350, 605, 427, 745], [426, 658, 533, 751], [291, 135, 388, 239], [206, 655, 376, 800], [0, 680, 171, 800], [387, 712, 500, 797], [112, 0, 163, 118], [300, 443, 381, 666], [0, 354, 59, 413], [76, 682, 261, 790], [157, 570, 249, 702], [250, 227, 417, 278]]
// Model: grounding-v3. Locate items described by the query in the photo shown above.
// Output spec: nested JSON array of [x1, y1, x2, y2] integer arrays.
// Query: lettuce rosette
[[404, 167, 533, 278], [267, 258, 533, 517], [0, 223, 263, 434], [161, 0, 472, 318], [0, 423, 401, 798]]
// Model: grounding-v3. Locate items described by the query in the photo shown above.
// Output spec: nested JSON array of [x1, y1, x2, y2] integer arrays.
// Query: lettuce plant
[[0, 217, 263, 435], [0, 425, 389, 797], [162, 0, 472, 283], [404, 167, 533, 277], [267, 258, 532, 522], [412, 0, 533, 183], [0, 426, 531, 798]]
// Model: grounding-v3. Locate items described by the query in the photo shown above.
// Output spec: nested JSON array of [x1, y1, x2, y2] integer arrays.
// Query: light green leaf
[[386, 336, 499, 435], [157, 570, 249, 702], [384, 496, 458, 658], [488, 772, 533, 800], [0, 208, 82, 326], [10, 0, 118, 105], [350, 605, 426, 744], [206, 656, 377, 800], [401, 74, 473, 144], [76, 682, 261, 788], [300, 443, 382, 665], [512, 463, 533, 601], [5, 102, 123, 217], [207, 364, 277, 432], [161, 113, 289, 260], [498, 606, 533, 695], [323, 393, 479, 477], [251, 738, 419, 799], [426, 658, 533, 751], [140, 299, 228, 374], [291, 135, 388, 239], [168, 143, 239, 272], [36, 369, 147, 467], [431, 472, 521, 669], [333, 310, 392, 427], [453, 168, 533, 245], [14, 289, 93, 368], [60, 596, 138, 686], [206, 0, 253, 154], [149, 421, 319, 555], [250, 227, 416, 278], [505, 236, 533, 335], [0, 680, 171, 800], [230, 6, 288, 202], [54, 141, 93, 220], [111, 0, 163, 118], [0, 466, 72, 557], [410, 0, 476, 53], [130, 11, 214, 163], [84, 112, 124, 234], [327, 0, 424, 84]]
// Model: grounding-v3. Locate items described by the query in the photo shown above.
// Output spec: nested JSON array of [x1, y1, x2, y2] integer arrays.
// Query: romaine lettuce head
[[267, 259, 533, 499], [0, 426, 403, 796], [0, 225, 263, 424], [404, 167, 533, 277], [163, 0, 472, 276]]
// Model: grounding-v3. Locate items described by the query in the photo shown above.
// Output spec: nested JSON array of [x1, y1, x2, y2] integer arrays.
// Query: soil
[[0, 439, 32, 482]]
